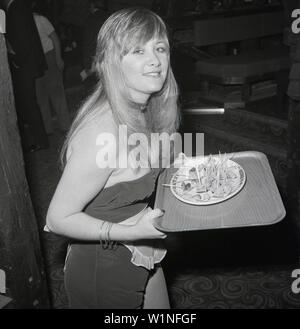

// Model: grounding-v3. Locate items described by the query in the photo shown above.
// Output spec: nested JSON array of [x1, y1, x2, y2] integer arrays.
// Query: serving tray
[[154, 151, 286, 232]]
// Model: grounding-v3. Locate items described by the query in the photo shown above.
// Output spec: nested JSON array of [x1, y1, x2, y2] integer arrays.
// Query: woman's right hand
[[130, 208, 167, 240]]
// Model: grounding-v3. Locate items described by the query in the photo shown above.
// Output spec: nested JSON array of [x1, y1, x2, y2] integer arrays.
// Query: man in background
[[81, 0, 107, 95], [1, 0, 49, 152]]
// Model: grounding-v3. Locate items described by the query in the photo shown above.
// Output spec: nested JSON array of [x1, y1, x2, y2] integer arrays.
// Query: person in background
[[2, 0, 49, 152], [81, 0, 108, 95], [46, 8, 180, 309], [32, 0, 71, 135]]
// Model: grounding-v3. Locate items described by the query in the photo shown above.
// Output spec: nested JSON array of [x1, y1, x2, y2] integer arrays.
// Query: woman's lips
[[143, 71, 162, 77]]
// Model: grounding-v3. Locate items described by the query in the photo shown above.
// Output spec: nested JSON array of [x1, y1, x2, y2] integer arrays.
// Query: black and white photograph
[[0, 0, 300, 315]]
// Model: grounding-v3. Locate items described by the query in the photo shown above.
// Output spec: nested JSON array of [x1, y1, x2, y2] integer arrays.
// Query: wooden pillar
[[0, 33, 50, 308]]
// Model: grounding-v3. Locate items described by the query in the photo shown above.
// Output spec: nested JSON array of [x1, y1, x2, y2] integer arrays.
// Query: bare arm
[[46, 119, 165, 242], [49, 30, 64, 70]]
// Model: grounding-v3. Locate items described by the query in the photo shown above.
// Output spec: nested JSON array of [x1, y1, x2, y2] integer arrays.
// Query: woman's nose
[[147, 51, 161, 67]]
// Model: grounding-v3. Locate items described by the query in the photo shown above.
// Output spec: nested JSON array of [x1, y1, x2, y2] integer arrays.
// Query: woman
[[46, 7, 180, 309], [32, 1, 71, 134]]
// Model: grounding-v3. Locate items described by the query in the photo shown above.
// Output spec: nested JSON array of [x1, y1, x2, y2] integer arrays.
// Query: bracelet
[[101, 221, 109, 249], [105, 222, 113, 249], [99, 221, 106, 242], [107, 222, 113, 241], [107, 222, 116, 250], [99, 221, 109, 249], [99, 221, 116, 250], [102, 221, 112, 250]]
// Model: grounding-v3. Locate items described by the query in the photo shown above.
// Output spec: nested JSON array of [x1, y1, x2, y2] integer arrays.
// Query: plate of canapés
[[168, 153, 246, 205]]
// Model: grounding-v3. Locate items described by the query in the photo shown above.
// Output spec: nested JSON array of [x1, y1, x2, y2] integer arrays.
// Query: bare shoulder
[[67, 109, 118, 165]]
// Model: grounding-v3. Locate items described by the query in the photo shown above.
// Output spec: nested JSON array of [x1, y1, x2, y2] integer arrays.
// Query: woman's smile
[[143, 71, 162, 78]]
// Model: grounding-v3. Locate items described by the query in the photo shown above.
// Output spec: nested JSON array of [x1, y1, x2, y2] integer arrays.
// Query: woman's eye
[[133, 49, 144, 54], [157, 47, 167, 53]]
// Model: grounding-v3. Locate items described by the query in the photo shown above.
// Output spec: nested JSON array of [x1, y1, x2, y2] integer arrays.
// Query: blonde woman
[[46, 7, 180, 309]]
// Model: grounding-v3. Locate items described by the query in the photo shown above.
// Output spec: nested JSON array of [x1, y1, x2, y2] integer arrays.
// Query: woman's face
[[121, 38, 169, 104]]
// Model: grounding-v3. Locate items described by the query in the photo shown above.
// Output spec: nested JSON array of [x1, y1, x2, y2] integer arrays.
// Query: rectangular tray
[[154, 151, 286, 232]]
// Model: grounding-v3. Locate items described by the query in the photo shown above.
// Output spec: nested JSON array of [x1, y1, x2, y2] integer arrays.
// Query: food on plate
[[172, 153, 244, 203]]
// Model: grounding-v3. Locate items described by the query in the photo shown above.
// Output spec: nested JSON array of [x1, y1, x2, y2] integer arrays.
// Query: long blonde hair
[[60, 7, 180, 167]]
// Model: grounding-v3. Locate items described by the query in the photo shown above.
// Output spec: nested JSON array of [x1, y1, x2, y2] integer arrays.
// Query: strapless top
[[84, 169, 160, 222], [84, 168, 167, 270]]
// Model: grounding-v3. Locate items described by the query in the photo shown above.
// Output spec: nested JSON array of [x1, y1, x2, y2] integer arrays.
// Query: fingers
[[139, 207, 167, 239], [146, 208, 165, 219], [151, 224, 167, 239], [150, 210, 167, 239], [157, 230, 167, 239]]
